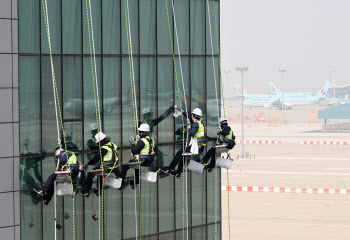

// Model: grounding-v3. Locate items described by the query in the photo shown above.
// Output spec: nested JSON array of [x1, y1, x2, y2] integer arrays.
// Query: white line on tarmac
[[228, 170, 350, 176], [256, 157, 350, 161]]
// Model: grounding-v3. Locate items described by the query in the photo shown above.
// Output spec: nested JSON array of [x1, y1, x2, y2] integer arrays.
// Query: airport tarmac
[[221, 113, 350, 240]]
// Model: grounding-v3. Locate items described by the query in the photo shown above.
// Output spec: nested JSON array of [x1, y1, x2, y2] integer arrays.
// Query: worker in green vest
[[120, 123, 156, 189], [202, 116, 236, 172], [138, 106, 173, 135], [33, 149, 80, 205], [82, 131, 120, 196], [161, 107, 206, 178]]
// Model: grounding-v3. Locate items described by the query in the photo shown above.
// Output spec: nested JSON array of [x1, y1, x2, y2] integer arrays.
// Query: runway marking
[[222, 186, 350, 195], [300, 141, 348, 145], [228, 170, 350, 176], [236, 140, 282, 144]]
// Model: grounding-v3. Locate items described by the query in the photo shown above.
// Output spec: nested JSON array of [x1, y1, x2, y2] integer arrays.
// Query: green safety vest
[[140, 136, 155, 155], [66, 151, 77, 165], [219, 126, 234, 142], [101, 142, 118, 170], [190, 120, 206, 146]]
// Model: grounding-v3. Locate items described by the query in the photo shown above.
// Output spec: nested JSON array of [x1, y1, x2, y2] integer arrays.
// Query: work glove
[[187, 123, 191, 130], [129, 137, 135, 145], [136, 135, 140, 142], [217, 131, 220, 135], [173, 105, 182, 118]]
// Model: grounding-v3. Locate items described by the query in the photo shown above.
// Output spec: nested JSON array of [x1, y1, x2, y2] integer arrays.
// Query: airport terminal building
[[0, 0, 222, 239]]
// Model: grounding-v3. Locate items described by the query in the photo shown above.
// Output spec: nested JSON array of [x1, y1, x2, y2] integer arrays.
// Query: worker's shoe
[[129, 180, 135, 189], [92, 188, 99, 196], [175, 172, 181, 179], [33, 188, 44, 196], [83, 189, 92, 198], [43, 200, 49, 205], [160, 167, 171, 175], [207, 167, 213, 173]]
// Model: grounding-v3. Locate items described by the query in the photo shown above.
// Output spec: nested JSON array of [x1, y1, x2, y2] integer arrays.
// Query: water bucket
[[105, 177, 122, 189], [56, 183, 73, 196], [216, 157, 233, 169], [187, 160, 204, 174], [141, 171, 157, 183]]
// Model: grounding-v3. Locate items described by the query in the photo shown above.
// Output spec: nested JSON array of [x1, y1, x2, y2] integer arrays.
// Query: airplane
[[234, 82, 331, 109], [268, 82, 314, 97], [64, 87, 131, 115]]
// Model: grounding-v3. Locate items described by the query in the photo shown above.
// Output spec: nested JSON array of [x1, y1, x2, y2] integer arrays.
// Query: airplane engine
[[264, 104, 273, 109]]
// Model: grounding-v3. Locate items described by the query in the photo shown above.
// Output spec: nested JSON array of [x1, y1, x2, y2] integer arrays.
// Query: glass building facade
[[19, 0, 221, 239]]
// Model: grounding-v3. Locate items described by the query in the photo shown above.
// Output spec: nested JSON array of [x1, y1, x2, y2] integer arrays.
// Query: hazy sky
[[220, 0, 350, 94]]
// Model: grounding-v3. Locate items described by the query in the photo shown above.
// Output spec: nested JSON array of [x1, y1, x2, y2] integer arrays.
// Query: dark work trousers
[[42, 169, 79, 203], [120, 158, 154, 187], [82, 166, 120, 194], [169, 145, 205, 174], [202, 143, 234, 169]]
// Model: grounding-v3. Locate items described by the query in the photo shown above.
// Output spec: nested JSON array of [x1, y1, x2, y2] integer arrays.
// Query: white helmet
[[90, 123, 97, 131], [94, 132, 107, 143], [55, 148, 65, 157], [138, 123, 150, 132], [142, 108, 152, 115], [192, 108, 202, 117], [219, 116, 228, 123]]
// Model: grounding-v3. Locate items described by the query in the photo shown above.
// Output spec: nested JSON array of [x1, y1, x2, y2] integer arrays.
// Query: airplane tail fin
[[234, 84, 248, 96], [268, 82, 281, 95], [315, 81, 330, 97]]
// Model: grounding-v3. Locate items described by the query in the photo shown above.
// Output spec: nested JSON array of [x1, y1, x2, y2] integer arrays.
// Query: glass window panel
[[103, 57, 122, 146], [174, 57, 190, 142], [207, 168, 220, 224], [64, 193, 84, 240], [157, 0, 172, 54], [157, 57, 174, 143], [63, 122, 83, 152], [174, 0, 189, 55], [206, 1, 219, 55], [140, 177, 158, 236], [191, 57, 206, 120], [63, 56, 83, 120], [102, 0, 121, 54], [83, 56, 102, 150], [191, 226, 206, 239], [121, 0, 139, 55], [140, 0, 156, 54], [190, 0, 205, 55], [41, 56, 62, 154], [140, 57, 157, 142], [21, 192, 42, 240], [63, 0, 82, 54], [105, 186, 123, 239], [18, 0, 40, 53], [83, 0, 102, 54], [20, 156, 42, 191], [19, 56, 40, 154], [191, 172, 206, 226], [122, 56, 139, 146], [206, 57, 220, 140], [159, 232, 175, 240], [208, 223, 221, 240], [41, 0, 61, 54], [175, 145, 191, 232], [158, 146, 174, 232]]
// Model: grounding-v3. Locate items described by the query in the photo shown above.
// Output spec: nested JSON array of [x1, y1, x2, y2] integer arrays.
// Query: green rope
[[41, 1, 75, 239], [212, 1, 230, 239], [85, 1, 105, 239], [123, 0, 141, 239], [165, 1, 186, 239], [63, 0, 73, 105]]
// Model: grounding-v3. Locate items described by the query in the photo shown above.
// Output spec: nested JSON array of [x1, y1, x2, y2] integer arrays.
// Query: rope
[[85, 0, 104, 239], [123, 0, 141, 239], [165, 1, 188, 239], [211, 1, 230, 239], [41, 1, 75, 239]]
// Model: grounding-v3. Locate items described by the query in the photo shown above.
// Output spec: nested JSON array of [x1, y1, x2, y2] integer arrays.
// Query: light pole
[[279, 69, 286, 124], [236, 67, 248, 156], [332, 71, 336, 98], [223, 70, 231, 98]]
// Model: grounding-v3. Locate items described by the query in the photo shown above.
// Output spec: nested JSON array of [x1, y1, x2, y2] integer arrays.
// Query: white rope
[[206, 2, 220, 239], [44, 0, 61, 147], [206, 0, 220, 123], [126, 0, 139, 130], [88, 0, 102, 132], [54, 180, 57, 240], [170, 1, 189, 239]]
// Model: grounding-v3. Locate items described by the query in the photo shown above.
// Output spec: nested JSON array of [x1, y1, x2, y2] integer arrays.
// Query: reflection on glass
[[63, 0, 82, 54], [157, 0, 172, 54], [83, 0, 101, 54], [21, 192, 42, 239], [102, 0, 121, 54], [140, 0, 156, 54], [41, 0, 61, 54], [190, 0, 205, 55]]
